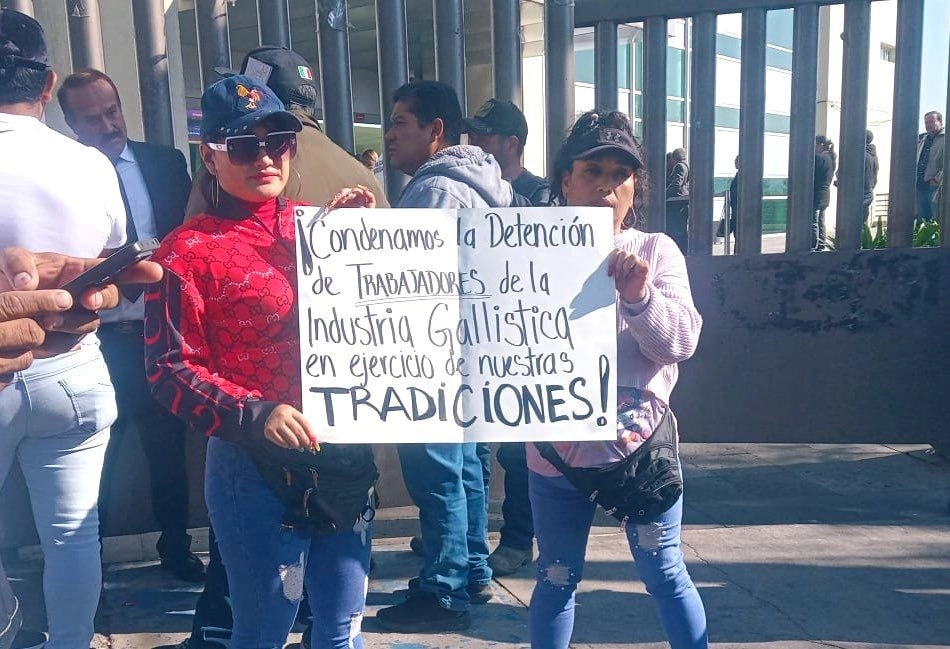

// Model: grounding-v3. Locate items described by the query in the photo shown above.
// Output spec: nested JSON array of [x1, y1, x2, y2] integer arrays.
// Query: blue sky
[[919, 0, 949, 130]]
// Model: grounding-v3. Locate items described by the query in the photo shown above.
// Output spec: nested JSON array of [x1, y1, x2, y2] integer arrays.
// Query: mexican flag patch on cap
[[298, 66, 313, 80]]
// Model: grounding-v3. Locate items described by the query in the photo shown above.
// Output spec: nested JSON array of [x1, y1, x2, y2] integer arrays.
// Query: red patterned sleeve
[[144, 241, 264, 436]]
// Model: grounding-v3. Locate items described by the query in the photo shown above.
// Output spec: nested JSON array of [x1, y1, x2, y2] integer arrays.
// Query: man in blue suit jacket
[[58, 69, 203, 583]]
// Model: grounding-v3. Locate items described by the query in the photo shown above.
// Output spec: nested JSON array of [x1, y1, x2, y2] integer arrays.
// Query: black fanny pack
[[219, 401, 379, 535], [534, 407, 682, 527], [251, 443, 379, 536]]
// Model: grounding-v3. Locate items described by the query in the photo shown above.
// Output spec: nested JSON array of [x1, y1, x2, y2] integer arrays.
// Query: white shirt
[[0, 112, 126, 256], [0, 111, 126, 359], [100, 143, 157, 323]]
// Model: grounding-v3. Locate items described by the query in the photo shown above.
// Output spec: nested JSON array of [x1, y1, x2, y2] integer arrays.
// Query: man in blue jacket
[[374, 80, 516, 633]]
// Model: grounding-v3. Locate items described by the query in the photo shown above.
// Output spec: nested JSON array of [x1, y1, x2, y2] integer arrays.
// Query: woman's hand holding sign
[[326, 184, 377, 210], [607, 248, 650, 303]]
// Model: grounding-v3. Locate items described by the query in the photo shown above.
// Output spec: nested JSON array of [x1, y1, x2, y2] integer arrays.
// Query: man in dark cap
[[56, 67, 204, 585], [464, 98, 550, 207], [186, 46, 388, 216], [460, 98, 549, 579]]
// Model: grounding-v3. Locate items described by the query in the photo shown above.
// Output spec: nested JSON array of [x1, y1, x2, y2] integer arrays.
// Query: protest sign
[[295, 206, 617, 444]]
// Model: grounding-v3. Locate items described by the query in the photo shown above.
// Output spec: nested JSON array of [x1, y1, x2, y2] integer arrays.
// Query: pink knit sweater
[[526, 228, 703, 476]]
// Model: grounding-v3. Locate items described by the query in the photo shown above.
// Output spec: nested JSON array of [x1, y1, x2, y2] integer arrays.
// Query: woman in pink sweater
[[526, 111, 708, 649]]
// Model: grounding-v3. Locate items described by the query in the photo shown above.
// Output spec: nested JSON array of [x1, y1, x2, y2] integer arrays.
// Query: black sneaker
[[375, 591, 470, 632], [408, 535, 424, 556], [159, 550, 207, 583], [405, 577, 494, 605]]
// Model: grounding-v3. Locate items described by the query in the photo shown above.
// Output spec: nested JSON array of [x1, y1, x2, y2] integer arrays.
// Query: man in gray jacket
[[916, 110, 945, 221], [374, 80, 515, 633]]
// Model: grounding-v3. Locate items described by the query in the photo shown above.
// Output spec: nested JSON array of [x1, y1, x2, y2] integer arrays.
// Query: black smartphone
[[62, 238, 160, 295]]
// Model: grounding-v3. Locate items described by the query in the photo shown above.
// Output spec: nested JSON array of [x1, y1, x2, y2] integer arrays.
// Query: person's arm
[[0, 247, 163, 377], [144, 248, 314, 448], [144, 260, 264, 436], [614, 235, 702, 365]]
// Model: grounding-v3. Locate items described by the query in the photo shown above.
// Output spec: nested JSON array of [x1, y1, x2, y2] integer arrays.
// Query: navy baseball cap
[[463, 99, 529, 145], [0, 9, 50, 71], [200, 74, 302, 140]]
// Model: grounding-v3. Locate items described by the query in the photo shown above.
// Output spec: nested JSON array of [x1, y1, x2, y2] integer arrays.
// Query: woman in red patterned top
[[145, 75, 376, 649]]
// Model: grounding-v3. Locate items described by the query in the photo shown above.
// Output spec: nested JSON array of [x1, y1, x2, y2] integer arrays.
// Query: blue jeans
[[917, 183, 937, 220], [397, 442, 490, 611], [529, 472, 707, 649], [0, 345, 116, 649], [812, 209, 827, 250], [205, 437, 372, 649], [497, 443, 534, 551]]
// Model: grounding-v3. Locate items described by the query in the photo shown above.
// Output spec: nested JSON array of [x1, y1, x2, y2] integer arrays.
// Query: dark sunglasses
[[207, 130, 297, 165]]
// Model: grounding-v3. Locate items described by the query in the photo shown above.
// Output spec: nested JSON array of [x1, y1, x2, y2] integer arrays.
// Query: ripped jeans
[[528, 472, 707, 649], [205, 437, 372, 649]]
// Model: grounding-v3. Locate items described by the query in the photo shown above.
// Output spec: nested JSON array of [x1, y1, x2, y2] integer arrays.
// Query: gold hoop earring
[[210, 175, 220, 208]]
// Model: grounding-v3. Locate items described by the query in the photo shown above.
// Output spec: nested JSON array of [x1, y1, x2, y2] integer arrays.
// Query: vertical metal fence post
[[643, 16, 667, 233], [67, 0, 105, 71], [434, 0, 467, 109], [544, 0, 575, 175], [688, 12, 716, 255], [594, 21, 618, 112], [132, 0, 175, 148], [376, 0, 410, 198], [736, 8, 766, 254], [196, 0, 231, 90], [887, 0, 924, 248], [492, 0, 522, 106], [835, 0, 871, 251], [942, 34, 950, 247], [318, 0, 355, 153], [258, 0, 291, 47], [786, 3, 819, 254]]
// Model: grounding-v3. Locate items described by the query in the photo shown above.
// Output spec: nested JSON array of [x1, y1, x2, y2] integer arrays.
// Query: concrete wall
[[3, 247, 947, 548], [675, 247, 950, 443]]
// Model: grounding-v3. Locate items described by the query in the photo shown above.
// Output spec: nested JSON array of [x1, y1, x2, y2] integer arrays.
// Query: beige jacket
[[186, 109, 389, 218]]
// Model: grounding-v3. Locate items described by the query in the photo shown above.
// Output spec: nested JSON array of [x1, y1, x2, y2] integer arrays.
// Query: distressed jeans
[[528, 472, 707, 649], [397, 442, 491, 611], [0, 345, 115, 649], [205, 437, 371, 649]]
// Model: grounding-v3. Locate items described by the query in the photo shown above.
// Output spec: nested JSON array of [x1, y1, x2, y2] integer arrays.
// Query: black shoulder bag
[[219, 402, 379, 536], [534, 407, 683, 527], [250, 443, 379, 536]]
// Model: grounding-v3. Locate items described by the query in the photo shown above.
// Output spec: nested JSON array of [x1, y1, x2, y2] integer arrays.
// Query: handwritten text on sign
[[295, 206, 617, 444]]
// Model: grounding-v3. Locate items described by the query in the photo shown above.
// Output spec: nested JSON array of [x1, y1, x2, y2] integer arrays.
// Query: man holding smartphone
[[0, 246, 163, 649], [57, 71, 202, 582]]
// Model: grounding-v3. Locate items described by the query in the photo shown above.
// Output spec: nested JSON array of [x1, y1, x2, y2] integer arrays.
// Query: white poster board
[[294, 206, 617, 444]]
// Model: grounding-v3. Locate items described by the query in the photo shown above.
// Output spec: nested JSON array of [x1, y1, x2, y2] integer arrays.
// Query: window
[[880, 43, 896, 63]]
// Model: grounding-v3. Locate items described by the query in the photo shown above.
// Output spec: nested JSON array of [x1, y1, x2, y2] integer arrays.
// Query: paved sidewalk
[[7, 443, 950, 648]]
